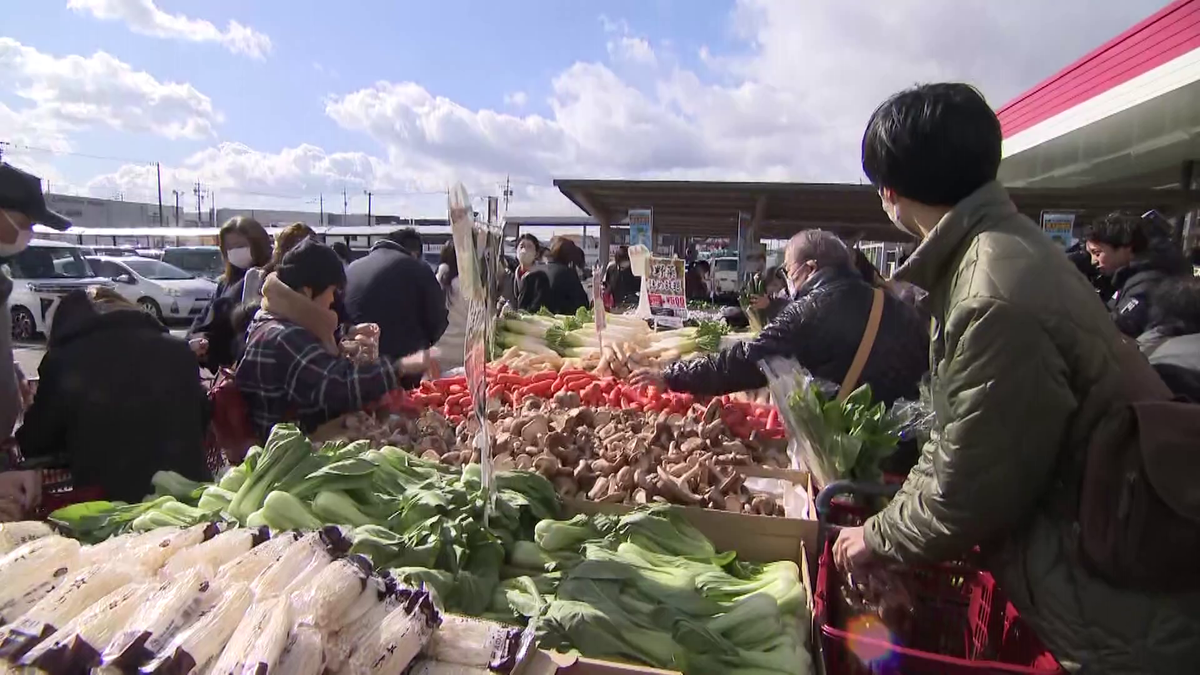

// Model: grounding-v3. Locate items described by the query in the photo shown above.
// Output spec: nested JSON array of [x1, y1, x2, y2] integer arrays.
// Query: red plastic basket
[[814, 500, 1064, 675]]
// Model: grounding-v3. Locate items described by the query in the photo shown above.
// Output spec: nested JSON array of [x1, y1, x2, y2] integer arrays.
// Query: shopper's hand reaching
[[629, 368, 666, 390], [833, 526, 876, 574], [396, 350, 432, 376]]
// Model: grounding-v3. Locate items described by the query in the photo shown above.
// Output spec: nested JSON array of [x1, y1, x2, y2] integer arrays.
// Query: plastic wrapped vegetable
[[214, 532, 297, 586], [0, 563, 136, 661], [275, 625, 325, 675], [206, 595, 286, 675], [343, 587, 440, 675], [119, 524, 216, 574], [288, 554, 371, 630], [19, 582, 153, 673], [0, 522, 53, 556], [0, 536, 82, 623], [101, 568, 214, 670], [139, 583, 253, 675], [323, 589, 399, 673], [160, 526, 267, 580], [251, 532, 332, 600], [424, 615, 526, 673], [234, 595, 291, 675]]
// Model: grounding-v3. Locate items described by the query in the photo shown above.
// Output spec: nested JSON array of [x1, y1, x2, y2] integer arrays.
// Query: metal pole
[[156, 162, 164, 227]]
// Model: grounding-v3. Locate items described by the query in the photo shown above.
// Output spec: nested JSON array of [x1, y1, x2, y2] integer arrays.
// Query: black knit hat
[[276, 238, 346, 295]]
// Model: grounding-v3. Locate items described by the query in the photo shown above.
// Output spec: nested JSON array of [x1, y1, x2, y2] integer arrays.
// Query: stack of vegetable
[[492, 309, 728, 377], [501, 507, 812, 675], [0, 522, 532, 674], [314, 387, 792, 513]]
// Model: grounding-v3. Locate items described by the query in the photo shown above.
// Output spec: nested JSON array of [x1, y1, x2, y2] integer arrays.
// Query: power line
[[2, 142, 153, 165]]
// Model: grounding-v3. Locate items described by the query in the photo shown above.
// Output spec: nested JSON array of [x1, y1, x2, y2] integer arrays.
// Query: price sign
[[645, 257, 687, 328]]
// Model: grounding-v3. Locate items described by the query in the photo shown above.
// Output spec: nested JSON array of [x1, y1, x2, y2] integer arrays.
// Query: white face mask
[[882, 194, 922, 239], [0, 212, 34, 257], [784, 274, 797, 299], [517, 247, 536, 266], [226, 246, 253, 270]]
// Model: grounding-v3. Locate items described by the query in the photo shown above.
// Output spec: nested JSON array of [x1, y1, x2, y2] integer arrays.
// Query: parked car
[[135, 249, 164, 260], [4, 239, 112, 341], [709, 256, 740, 294], [162, 246, 223, 281], [86, 256, 217, 322]]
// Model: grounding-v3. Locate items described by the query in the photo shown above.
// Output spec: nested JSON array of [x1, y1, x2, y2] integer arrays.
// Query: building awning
[[998, 0, 1200, 191], [554, 178, 1183, 242]]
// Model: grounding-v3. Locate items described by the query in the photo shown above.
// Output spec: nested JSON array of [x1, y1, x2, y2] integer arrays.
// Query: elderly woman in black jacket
[[18, 287, 210, 502], [632, 230, 929, 406]]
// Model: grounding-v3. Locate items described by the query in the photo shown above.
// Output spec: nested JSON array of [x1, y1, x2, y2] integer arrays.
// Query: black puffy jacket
[[18, 292, 210, 502], [1108, 243, 1192, 337], [663, 265, 929, 405]]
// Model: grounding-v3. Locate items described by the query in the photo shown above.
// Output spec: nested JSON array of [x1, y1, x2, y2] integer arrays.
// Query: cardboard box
[[539, 500, 816, 674]]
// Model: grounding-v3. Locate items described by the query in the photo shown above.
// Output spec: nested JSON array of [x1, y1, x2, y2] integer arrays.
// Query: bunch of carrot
[[404, 366, 785, 440]]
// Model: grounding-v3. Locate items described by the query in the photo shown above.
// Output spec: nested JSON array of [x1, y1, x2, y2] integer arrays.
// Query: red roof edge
[[997, 0, 1197, 130]]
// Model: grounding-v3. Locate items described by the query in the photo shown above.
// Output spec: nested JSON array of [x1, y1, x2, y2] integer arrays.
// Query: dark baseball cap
[[0, 163, 72, 231]]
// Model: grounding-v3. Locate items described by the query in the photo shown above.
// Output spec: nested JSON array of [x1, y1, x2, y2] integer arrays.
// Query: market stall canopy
[[554, 178, 1182, 242]]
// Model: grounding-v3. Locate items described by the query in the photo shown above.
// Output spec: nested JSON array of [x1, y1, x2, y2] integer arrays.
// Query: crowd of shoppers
[[1, 79, 1199, 674]]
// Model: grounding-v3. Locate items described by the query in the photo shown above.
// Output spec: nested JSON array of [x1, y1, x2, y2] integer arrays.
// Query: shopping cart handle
[[815, 480, 901, 520]]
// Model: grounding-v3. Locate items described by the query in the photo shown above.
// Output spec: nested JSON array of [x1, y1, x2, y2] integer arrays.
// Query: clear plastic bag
[[759, 356, 935, 487]]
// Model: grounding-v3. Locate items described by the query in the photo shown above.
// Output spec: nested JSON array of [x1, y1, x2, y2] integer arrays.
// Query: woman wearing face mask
[[235, 239, 428, 441], [518, 237, 590, 315], [500, 234, 541, 309], [188, 216, 272, 371], [603, 245, 641, 307], [632, 230, 928, 409]]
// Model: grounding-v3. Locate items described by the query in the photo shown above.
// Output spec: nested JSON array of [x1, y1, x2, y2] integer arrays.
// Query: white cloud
[[0, 38, 220, 139], [67, 0, 272, 59], [79, 0, 1172, 217], [608, 36, 657, 66], [504, 91, 529, 108]]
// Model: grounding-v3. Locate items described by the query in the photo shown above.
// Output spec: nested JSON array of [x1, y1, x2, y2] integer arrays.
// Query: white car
[[86, 256, 217, 323], [710, 257, 740, 294], [5, 239, 112, 341]]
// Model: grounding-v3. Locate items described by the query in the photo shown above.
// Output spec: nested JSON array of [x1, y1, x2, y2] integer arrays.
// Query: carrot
[[487, 384, 504, 399], [530, 371, 558, 383], [494, 363, 510, 374], [607, 389, 623, 407], [550, 380, 566, 395], [766, 407, 780, 430], [445, 393, 466, 409], [556, 368, 589, 379], [424, 393, 445, 406], [497, 373, 526, 386], [566, 378, 590, 392]]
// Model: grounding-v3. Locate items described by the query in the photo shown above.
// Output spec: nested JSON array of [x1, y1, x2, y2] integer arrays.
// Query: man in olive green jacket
[[834, 83, 1200, 673]]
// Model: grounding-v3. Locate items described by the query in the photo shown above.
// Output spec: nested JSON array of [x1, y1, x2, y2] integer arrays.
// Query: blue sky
[[1, 0, 1171, 217]]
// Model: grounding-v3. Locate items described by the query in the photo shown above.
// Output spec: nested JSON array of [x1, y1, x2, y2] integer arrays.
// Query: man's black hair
[[330, 240, 351, 262], [388, 227, 423, 256], [693, 260, 710, 273], [1083, 212, 1149, 253], [276, 238, 347, 296], [862, 83, 1002, 206]]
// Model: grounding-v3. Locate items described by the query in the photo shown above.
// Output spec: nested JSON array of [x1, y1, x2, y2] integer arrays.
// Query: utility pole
[[363, 190, 372, 226], [319, 193, 324, 227], [208, 189, 216, 226], [193, 181, 204, 226], [0, 140, 7, 162], [342, 187, 348, 226], [502, 175, 513, 211], [156, 162, 164, 227], [172, 190, 181, 226]]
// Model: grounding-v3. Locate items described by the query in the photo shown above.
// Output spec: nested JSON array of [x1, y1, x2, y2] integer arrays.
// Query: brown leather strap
[[838, 287, 885, 402]]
